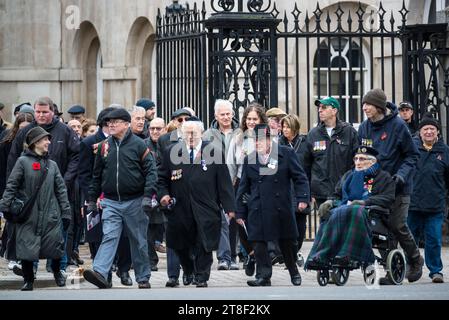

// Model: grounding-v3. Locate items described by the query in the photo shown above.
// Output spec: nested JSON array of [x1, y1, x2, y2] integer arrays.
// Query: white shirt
[[187, 141, 202, 162]]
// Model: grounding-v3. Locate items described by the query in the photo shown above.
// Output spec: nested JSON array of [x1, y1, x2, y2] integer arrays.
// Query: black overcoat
[[157, 141, 236, 252], [236, 144, 310, 241]]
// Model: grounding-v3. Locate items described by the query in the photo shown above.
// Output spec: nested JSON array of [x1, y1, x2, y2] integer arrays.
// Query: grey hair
[[128, 106, 146, 115], [108, 103, 123, 109], [181, 120, 204, 133], [214, 99, 233, 115]]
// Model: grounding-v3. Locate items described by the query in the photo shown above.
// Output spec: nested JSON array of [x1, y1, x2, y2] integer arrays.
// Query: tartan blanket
[[305, 204, 375, 269]]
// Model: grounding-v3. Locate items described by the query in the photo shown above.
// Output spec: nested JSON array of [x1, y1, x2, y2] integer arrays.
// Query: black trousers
[[175, 246, 213, 282], [253, 239, 299, 280], [22, 259, 61, 282], [147, 223, 164, 267], [295, 212, 307, 252], [229, 218, 238, 260]]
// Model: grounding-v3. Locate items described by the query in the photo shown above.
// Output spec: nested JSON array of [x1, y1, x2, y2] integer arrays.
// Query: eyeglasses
[[107, 119, 126, 125], [149, 127, 164, 131], [177, 117, 189, 123], [353, 156, 369, 162]]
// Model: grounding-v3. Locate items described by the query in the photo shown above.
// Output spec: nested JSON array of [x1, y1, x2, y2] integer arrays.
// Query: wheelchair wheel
[[386, 249, 406, 285], [317, 269, 329, 286], [363, 265, 377, 285], [331, 267, 350, 286]]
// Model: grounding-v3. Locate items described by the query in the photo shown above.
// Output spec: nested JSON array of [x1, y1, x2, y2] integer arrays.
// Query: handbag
[[6, 160, 48, 224]]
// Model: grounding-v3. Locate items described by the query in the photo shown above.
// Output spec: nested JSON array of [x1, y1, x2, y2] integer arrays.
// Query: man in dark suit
[[236, 123, 310, 287], [157, 117, 236, 288]]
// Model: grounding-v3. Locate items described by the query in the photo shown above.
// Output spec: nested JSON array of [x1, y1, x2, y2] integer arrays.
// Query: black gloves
[[87, 201, 98, 217], [392, 174, 405, 194], [62, 218, 70, 232]]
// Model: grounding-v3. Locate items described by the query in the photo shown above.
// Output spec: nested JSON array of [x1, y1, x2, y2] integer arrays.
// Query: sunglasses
[[149, 127, 164, 131], [177, 117, 189, 123]]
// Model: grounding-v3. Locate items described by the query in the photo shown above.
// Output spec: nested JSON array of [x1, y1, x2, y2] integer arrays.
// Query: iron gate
[[156, 0, 449, 239]]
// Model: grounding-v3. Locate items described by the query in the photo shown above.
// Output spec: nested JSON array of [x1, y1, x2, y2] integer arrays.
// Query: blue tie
[[190, 148, 194, 164]]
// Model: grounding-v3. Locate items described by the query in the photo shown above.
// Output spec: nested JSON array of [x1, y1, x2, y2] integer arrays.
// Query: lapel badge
[[267, 158, 278, 170], [201, 159, 207, 171]]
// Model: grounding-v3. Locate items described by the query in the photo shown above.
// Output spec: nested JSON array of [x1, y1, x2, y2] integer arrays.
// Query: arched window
[[313, 39, 368, 124]]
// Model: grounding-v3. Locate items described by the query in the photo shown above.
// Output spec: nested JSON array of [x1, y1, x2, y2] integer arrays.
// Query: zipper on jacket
[[115, 140, 121, 202]]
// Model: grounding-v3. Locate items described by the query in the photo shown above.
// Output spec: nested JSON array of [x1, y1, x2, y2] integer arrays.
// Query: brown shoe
[[138, 281, 151, 289], [407, 256, 424, 283], [431, 273, 444, 283]]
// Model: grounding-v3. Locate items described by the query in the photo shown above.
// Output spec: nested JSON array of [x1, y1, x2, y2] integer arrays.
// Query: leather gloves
[[318, 200, 334, 221], [87, 201, 98, 217], [62, 218, 71, 232]]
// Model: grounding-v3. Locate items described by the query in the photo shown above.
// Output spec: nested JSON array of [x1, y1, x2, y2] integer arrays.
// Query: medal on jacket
[[267, 158, 278, 170], [171, 169, 182, 181], [381, 132, 388, 141], [313, 140, 327, 151], [201, 159, 207, 171], [361, 138, 373, 147]]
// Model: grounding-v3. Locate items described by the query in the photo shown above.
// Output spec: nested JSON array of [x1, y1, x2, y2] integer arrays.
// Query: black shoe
[[83, 269, 110, 289], [247, 278, 271, 287], [54, 271, 66, 287], [12, 265, 23, 277], [333, 256, 350, 267], [245, 256, 256, 277], [118, 271, 133, 286], [151, 265, 158, 272], [21, 281, 33, 291], [138, 281, 151, 289], [196, 281, 208, 288], [291, 274, 302, 286], [407, 255, 424, 283], [165, 277, 179, 287], [183, 273, 194, 286], [72, 251, 84, 265]]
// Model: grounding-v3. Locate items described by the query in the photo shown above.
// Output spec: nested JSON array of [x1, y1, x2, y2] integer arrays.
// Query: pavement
[[1, 241, 449, 298]]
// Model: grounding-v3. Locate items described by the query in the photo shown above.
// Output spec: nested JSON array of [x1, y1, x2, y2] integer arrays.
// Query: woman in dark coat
[[236, 123, 310, 287], [0, 127, 71, 291], [305, 146, 395, 270], [279, 114, 308, 266]]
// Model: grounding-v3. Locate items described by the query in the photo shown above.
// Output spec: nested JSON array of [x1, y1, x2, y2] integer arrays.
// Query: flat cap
[[67, 104, 86, 114], [266, 107, 287, 118], [104, 108, 131, 123], [171, 108, 192, 120]]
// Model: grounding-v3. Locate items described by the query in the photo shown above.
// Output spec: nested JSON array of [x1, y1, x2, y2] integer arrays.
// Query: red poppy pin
[[381, 132, 388, 141], [32, 162, 41, 170]]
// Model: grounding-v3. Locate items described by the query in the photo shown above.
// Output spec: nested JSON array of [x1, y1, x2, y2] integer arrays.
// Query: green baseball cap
[[314, 97, 340, 109]]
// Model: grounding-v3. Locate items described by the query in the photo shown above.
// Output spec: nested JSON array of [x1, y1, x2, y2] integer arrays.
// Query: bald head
[[149, 117, 166, 142]]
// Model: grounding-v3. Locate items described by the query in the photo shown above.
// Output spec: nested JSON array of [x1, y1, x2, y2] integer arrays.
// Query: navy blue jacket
[[236, 144, 310, 241], [358, 102, 419, 195], [410, 137, 449, 213]]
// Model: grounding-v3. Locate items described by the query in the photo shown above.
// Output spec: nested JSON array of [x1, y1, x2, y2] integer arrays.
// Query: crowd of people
[[0, 87, 447, 291]]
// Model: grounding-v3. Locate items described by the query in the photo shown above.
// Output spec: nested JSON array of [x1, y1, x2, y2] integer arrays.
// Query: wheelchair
[[311, 205, 407, 287]]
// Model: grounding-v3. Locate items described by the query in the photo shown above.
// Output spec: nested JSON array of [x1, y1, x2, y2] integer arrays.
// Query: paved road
[[1, 242, 448, 300]]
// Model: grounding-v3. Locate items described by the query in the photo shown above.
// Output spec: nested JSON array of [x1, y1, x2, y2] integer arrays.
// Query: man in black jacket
[[83, 108, 157, 289], [302, 97, 359, 212]]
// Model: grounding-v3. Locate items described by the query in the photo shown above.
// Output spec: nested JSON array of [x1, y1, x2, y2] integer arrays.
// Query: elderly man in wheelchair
[[304, 146, 404, 286]]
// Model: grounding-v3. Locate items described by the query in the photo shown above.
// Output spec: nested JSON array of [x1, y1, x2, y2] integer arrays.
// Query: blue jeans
[[216, 210, 231, 263], [166, 247, 181, 279], [408, 211, 444, 277], [93, 197, 150, 283]]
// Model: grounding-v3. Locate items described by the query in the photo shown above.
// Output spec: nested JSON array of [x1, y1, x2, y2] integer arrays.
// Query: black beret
[[171, 108, 192, 120], [354, 146, 378, 157], [186, 116, 201, 122], [67, 104, 86, 114], [97, 107, 116, 127], [104, 108, 131, 123], [398, 101, 413, 110]]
